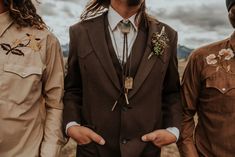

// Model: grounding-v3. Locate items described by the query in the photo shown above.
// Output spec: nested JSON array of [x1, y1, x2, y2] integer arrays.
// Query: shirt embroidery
[[205, 48, 234, 72], [0, 33, 41, 56]]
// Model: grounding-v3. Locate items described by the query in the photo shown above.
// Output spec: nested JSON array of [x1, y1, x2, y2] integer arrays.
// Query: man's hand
[[67, 125, 105, 146], [141, 129, 177, 148]]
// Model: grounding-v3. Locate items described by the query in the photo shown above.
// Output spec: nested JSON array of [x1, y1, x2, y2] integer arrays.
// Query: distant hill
[[62, 44, 193, 59], [177, 45, 193, 59], [61, 44, 69, 57]]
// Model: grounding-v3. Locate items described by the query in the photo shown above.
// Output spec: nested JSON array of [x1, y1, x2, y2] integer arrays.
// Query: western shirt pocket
[[1, 64, 43, 105], [202, 69, 235, 113], [205, 70, 235, 94], [4, 64, 42, 77]]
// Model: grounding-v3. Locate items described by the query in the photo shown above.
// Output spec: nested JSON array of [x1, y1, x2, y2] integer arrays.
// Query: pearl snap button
[[121, 139, 128, 144], [222, 88, 226, 91]]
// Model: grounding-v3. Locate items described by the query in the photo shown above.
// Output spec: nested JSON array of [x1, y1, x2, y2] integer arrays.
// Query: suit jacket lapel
[[125, 24, 147, 77], [86, 14, 165, 98], [86, 14, 121, 91], [129, 19, 163, 98]]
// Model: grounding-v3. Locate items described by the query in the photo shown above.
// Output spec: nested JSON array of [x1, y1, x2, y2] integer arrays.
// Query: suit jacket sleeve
[[63, 26, 83, 132], [177, 52, 202, 157], [162, 32, 182, 130]]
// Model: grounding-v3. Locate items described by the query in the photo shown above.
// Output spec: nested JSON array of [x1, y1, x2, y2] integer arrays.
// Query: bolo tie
[[111, 19, 134, 111]]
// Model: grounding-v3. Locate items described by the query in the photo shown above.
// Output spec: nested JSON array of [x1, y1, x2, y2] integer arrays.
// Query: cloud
[[152, 3, 231, 31], [38, 0, 233, 48], [56, 0, 88, 6], [39, 2, 57, 16], [61, 5, 76, 17], [147, 3, 233, 48], [38, 0, 85, 44], [39, 0, 86, 18]]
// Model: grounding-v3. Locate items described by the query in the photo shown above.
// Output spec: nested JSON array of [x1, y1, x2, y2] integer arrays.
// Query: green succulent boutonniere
[[148, 26, 169, 59]]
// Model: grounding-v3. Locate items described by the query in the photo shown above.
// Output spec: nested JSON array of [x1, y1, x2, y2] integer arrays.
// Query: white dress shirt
[[66, 6, 179, 141], [108, 6, 138, 63]]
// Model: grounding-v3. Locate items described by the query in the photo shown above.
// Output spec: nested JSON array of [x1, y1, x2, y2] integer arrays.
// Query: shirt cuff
[[166, 127, 180, 142], [65, 121, 80, 136], [40, 142, 62, 157]]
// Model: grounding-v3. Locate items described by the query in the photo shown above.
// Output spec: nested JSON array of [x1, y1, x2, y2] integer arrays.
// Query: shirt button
[[121, 139, 128, 144], [222, 88, 226, 91], [22, 72, 26, 76]]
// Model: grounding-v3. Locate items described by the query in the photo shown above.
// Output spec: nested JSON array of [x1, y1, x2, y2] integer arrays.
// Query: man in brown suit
[[63, 0, 182, 156], [178, 0, 235, 157]]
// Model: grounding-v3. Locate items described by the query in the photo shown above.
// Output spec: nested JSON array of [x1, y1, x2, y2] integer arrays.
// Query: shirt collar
[[0, 11, 14, 37], [108, 6, 138, 31]]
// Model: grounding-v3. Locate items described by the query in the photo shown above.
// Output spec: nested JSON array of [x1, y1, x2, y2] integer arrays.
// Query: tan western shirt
[[0, 11, 65, 157], [178, 32, 235, 157]]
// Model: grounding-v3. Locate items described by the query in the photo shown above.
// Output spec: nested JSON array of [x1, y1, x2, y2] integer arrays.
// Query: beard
[[125, 0, 143, 6], [229, 7, 235, 28], [229, 16, 235, 28]]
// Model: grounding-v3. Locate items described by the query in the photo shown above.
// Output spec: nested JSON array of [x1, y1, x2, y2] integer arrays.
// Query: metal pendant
[[125, 77, 133, 90]]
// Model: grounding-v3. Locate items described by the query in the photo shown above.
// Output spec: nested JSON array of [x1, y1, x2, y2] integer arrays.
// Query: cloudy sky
[[38, 0, 233, 49]]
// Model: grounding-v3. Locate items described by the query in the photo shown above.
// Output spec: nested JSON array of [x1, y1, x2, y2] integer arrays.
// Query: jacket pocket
[[203, 70, 235, 113], [141, 142, 160, 157], [77, 142, 99, 157]]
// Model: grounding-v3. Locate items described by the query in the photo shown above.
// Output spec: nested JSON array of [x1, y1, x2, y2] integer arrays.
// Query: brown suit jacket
[[178, 32, 235, 157], [63, 12, 182, 157]]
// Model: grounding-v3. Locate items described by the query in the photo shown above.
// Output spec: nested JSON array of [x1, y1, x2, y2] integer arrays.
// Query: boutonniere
[[206, 48, 234, 72], [148, 26, 169, 60]]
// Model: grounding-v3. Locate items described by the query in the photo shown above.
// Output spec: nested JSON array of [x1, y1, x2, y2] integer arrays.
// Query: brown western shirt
[[0, 12, 65, 156], [178, 32, 235, 157]]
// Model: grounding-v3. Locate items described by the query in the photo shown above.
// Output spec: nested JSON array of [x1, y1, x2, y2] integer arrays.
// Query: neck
[[0, 1, 8, 14], [110, 0, 141, 19]]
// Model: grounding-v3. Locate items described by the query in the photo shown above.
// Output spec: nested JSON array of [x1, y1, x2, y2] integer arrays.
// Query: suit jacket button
[[22, 72, 27, 77], [122, 106, 132, 112], [121, 139, 128, 144]]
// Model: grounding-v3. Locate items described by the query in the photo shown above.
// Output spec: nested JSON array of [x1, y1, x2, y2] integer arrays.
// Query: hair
[[80, 0, 110, 20], [6, 0, 46, 30], [81, 0, 148, 27]]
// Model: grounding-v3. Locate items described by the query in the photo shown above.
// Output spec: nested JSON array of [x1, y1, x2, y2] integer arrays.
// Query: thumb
[[88, 130, 105, 145], [141, 131, 158, 142]]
